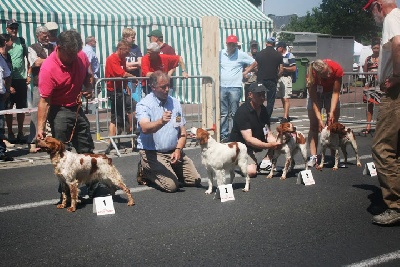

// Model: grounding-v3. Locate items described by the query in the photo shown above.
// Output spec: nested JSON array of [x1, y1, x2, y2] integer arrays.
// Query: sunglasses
[[8, 26, 18, 30]]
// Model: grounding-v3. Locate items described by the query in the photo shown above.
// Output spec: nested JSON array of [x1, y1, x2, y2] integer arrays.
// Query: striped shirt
[[136, 92, 186, 152]]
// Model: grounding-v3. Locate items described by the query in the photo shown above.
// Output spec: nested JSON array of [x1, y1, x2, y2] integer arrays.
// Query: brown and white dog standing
[[318, 122, 362, 170], [37, 137, 135, 212], [267, 122, 308, 180], [191, 127, 250, 194]]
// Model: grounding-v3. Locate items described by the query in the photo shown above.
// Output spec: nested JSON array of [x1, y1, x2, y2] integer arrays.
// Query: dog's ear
[[276, 124, 282, 134], [199, 131, 209, 145]]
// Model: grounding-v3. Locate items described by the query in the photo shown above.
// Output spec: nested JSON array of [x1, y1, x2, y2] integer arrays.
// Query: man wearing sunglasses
[[363, 0, 400, 225]]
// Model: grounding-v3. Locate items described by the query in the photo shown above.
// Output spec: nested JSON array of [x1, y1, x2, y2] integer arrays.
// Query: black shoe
[[0, 154, 14, 161], [17, 133, 27, 144], [104, 143, 113, 154]]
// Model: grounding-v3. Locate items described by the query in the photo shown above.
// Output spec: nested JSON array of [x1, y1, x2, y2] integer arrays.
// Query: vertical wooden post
[[201, 16, 220, 140]]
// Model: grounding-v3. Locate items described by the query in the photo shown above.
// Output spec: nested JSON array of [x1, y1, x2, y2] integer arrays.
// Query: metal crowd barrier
[[338, 71, 380, 127], [94, 76, 216, 156]]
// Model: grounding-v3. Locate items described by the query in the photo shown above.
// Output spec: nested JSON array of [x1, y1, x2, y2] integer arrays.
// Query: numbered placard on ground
[[297, 170, 315, 186], [363, 162, 377, 177], [218, 184, 235, 202], [93, 195, 115, 215]]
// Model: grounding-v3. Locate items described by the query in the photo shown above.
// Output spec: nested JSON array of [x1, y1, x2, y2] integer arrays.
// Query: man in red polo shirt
[[104, 39, 136, 154], [141, 42, 188, 94], [37, 30, 94, 153]]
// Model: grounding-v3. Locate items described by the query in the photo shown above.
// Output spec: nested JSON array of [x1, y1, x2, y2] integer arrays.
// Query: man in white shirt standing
[[363, 0, 400, 225]]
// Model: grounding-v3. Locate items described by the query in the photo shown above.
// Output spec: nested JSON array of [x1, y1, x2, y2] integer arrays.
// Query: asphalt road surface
[[2, 128, 400, 266], [1, 100, 400, 266]]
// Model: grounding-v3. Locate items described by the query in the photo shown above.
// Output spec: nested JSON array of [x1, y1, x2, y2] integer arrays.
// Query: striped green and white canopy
[[1, 0, 273, 103]]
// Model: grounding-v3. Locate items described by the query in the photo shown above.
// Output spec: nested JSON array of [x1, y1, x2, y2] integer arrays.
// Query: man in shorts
[[276, 42, 296, 123]]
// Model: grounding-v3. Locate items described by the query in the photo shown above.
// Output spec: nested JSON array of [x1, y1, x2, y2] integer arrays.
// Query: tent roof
[[1, 0, 273, 28]]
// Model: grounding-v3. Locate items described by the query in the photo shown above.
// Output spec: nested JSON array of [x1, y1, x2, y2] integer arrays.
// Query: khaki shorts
[[276, 76, 292, 99]]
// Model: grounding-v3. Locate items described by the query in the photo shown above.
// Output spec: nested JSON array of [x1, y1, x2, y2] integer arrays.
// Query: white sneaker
[[4, 139, 15, 148], [307, 155, 318, 167], [259, 160, 272, 171]]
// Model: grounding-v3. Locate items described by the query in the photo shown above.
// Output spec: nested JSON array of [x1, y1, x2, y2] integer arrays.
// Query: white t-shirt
[[378, 8, 400, 83]]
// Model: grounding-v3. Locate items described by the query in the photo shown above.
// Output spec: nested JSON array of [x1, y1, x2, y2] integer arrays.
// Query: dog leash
[[66, 92, 84, 144]]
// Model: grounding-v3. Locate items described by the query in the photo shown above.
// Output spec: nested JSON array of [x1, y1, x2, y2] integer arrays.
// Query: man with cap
[[276, 41, 296, 123], [219, 34, 255, 143], [229, 82, 281, 177], [243, 40, 259, 93], [44, 22, 59, 46], [5, 19, 29, 144], [363, 0, 400, 225], [243, 36, 283, 171], [148, 29, 175, 55]]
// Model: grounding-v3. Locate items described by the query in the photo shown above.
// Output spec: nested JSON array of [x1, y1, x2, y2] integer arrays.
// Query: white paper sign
[[297, 170, 315, 185], [218, 184, 235, 202], [93, 195, 115, 215], [363, 162, 377, 177]]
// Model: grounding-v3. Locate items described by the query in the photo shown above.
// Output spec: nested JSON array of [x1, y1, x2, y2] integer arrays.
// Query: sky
[[263, 0, 400, 16]]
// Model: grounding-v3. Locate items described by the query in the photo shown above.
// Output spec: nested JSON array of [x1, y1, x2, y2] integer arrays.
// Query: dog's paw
[[332, 167, 338, 171], [316, 165, 323, 171], [67, 207, 76, 212], [357, 163, 362, 167], [280, 176, 286, 180], [127, 201, 135, 206], [56, 204, 66, 209], [242, 188, 249, 192], [205, 190, 212, 194], [266, 175, 273, 179]]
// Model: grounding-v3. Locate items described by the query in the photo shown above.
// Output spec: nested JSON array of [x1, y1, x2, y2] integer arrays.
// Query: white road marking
[[0, 186, 154, 213], [345, 249, 400, 266], [0, 179, 214, 213], [0, 155, 373, 213]]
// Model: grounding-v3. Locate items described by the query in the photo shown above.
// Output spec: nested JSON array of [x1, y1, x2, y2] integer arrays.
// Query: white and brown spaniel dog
[[267, 122, 308, 180], [191, 127, 250, 194], [37, 137, 135, 212], [317, 122, 362, 170]]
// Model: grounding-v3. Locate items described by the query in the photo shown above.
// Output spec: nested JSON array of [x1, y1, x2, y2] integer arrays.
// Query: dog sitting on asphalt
[[266, 122, 308, 180], [37, 136, 135, 212], [191, 127, 250, 194], [317, 122, 362, 170]]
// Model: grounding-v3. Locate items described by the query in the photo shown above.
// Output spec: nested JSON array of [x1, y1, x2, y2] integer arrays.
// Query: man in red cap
[[219, 34, 255, 142], [363, 0, 400, 225]]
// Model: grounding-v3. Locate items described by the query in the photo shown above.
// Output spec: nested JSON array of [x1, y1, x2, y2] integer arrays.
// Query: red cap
[[363, 0, 375, 10], [226, 35, 238, 44]]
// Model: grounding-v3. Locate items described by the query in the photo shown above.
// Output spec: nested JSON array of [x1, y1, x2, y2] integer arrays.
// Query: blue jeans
[[220, 87, 242, 140], [263, 80, 277, 125]]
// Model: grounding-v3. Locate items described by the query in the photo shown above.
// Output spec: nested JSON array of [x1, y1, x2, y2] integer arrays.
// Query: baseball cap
[[362, 0, 375, 10], [6, 19, 19, 27], [147, 30, 163, 38], [226, 35, 238, 44], [45, 22, 58, 31], [250, 40, 258, 46], [276, 41, 287, 49], [247, 83, 267, 93], [265, 37, 276, 43]]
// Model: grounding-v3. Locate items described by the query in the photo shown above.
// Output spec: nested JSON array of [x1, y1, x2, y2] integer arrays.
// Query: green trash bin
[[292, 58, 309, 98]]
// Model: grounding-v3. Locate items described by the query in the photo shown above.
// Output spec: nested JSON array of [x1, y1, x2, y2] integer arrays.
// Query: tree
[[282, 0, 380, 44], [248, 0, 261, 7]]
